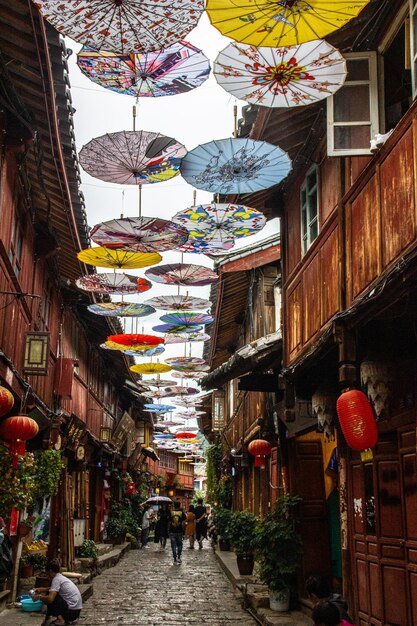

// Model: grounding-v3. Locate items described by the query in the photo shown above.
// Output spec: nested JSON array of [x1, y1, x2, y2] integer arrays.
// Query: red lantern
[[336, 389, 378, 451], [248, 439, 272, 468], [0, 386, 14, 417], [127, 483, 136, 496], [0, 415, 39, 468]]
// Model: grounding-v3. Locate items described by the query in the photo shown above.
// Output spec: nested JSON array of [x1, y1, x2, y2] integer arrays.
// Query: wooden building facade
[[201, 236, 282, 517], [239, 1, 417, 623]]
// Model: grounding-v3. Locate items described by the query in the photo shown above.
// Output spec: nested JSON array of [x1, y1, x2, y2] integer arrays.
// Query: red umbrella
[[107, 333, 164, 346], [174, 432, 196, 439]]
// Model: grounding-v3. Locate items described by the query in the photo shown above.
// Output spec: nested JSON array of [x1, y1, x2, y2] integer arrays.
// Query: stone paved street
[[80, 541, 257, 626]]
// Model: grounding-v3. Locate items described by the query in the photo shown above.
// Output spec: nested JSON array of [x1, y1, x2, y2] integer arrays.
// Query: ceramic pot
[[269, 588, 290, 611], [218, 538, 230, 551], [236, 554, 254, 575], [20, 564, 33, 578]]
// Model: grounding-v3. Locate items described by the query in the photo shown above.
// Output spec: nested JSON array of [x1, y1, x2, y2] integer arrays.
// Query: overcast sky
[[66, 12, 279, 413]]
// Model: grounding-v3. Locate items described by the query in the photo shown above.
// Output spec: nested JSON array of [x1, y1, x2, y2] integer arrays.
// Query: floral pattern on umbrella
[[143, 403, 175, 412], [160, 312, 214, 326], [172, 364, 210, 372], [79, 130, 187, 185], [214, 40, 346, 107], [206, 0, 369, 48], [90, 216, 189, 253], [77, 42, 210, 97], [87, 302, 155, 317], [171, 371, 203, 379], [76, 272, 152, 295], [164, 332, 210, 344], [143, 295, 212, 311], [173, 202, 266, 243], [152, 324, 203, 334], [177, 237, 235, 255], [145, 263, 218, 286], [101, 341, 155, 352], [165, 356, 206, 366], [180, 137, 291, 194], [33, 1, 205, 54], [77, 247, 161, 269], [145, 378, 176, 388]]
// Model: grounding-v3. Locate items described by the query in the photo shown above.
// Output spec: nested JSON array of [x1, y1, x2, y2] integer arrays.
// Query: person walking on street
[[141, 504, 154, 548], [194, 498, 208, 550], [185, 504, 196, 549], [169, 500, 187, 565], [154, 503, 170, 549]]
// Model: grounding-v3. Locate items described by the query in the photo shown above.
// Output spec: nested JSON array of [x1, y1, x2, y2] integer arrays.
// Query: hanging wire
[[138, 183, 142, 217], [233, 103, 238, 138]]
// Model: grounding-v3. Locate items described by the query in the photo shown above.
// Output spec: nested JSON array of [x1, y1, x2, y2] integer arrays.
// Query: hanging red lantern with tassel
[[0, 415, 39, 468], [248, 439, 272, 469], [336, 389, 378, 454], [0, 386, 14, 417]]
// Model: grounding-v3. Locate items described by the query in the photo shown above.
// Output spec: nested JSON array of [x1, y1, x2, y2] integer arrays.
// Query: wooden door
[[349, 427, 417, 625], [289, 439, 332, 581]]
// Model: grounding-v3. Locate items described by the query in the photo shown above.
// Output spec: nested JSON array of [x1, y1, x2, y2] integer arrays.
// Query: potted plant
[[105, 516, 128, 544], [79, 539, 98, 560], [20, 555, 33, 579], [228, 510, 258, 575], [213, 508, 233, 551], [254, 495, 302, 611], [18, 516, 34, 539], [26, 553, 47, 575]]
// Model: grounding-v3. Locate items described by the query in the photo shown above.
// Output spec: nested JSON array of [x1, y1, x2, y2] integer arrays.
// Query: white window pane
[[334, 85, 370, 122], [334, 125, 372, 150]]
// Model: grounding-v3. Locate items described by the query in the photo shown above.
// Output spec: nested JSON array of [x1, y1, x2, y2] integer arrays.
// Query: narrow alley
[[80, 544, 256, 626]]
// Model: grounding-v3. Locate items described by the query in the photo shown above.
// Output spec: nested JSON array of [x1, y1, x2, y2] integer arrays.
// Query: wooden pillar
[[334, 322, 356, 605], [84, 469, 90, 540]]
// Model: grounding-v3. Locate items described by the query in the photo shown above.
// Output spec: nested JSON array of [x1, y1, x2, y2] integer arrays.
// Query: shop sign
[[110, 411, 135, 452], [66, 414, 85, 448]]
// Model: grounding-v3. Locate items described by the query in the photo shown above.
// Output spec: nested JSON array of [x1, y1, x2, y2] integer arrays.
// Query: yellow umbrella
[[77, 247, 161, 269], [206, 0, 370, 47], [103, 341, 155, 352], [130, 363, 172, 375]]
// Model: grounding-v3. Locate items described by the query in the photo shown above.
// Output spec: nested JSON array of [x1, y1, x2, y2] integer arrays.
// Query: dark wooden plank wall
[[284, 107, 417, 367]]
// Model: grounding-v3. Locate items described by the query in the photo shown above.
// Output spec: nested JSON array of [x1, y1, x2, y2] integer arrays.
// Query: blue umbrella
[[125, 345, 165, 357], [143, 403, 175, 412], [180, 137, 291, 194]]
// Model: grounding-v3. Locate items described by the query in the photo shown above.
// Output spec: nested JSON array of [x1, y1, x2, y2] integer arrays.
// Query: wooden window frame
[[410, 0, 417, 99], [300, 164, 319, 255], [327, 51, 379, 156]]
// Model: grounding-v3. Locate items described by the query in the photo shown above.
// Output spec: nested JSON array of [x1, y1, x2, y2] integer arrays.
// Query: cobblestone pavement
[[80, 541, 256, 626]]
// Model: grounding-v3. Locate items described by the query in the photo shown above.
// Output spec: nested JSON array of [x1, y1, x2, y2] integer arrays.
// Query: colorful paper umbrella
[[159, 386, 199, 397], [101, 342, 155, 352], [214, 40, 346, 108], [77, 247, 161, 269], [206, 0, 369, 48], [154, 419, 185, 426], [171, 371, 203, 379], [172, 364, 210, 372], [90, 216, 188, 253], [77, 41, 210, 97], [145, 263, 218, 286], [173, 202, 266, 241], [145, 378, 176, 388], [177, 237, 235, 255], [143, 403, 175, 412], [123, 345, 165, 357], [164, 332, 210, 344], [33, 1, 205, 54], [152, 324, 203, 334], [87, 302, 155, 317], [160, 312, 214, 326], [165, 356, 206, 366], [76, 272, 152, 295], [130, 363, 172, 375], [174, 411, 204, 418], [174, 432, 197, 439], [173, 397, 204, 407], [108, 333, 164, 346], [79, 130, 186, 185], [143, 295, 212, 311], [180, 137, 291, 194]]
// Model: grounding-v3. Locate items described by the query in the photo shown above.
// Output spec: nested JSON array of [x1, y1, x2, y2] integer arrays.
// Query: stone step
[[95, 543, 113, 557], [79, 582, 93, 603], [0, 589, 10, 613]]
